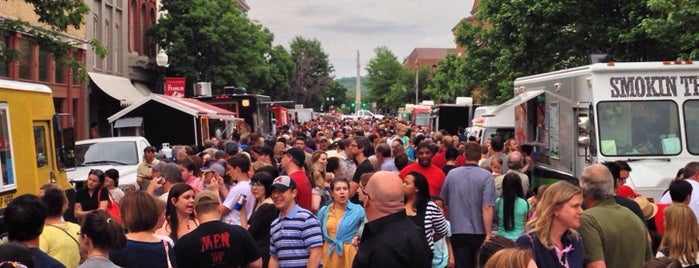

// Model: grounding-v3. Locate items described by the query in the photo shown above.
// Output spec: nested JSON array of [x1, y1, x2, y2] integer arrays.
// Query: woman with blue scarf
[[317, 178, 365, 268]]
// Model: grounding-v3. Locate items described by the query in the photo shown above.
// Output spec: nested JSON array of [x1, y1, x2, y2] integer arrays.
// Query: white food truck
[[484, 61, 699, 200]]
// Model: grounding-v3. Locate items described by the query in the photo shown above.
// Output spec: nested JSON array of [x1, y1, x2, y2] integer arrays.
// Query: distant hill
[[335, 76, 368, 99]]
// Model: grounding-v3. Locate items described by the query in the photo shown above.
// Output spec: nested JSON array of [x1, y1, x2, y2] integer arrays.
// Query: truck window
[[597, 101, 680, 156], [34, 126, 48, 168], [0, 103, 16, 189], [684, 100, 699, 155]]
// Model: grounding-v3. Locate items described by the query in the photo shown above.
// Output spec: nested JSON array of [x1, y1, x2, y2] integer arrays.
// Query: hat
[[151, 161, 166, 172], [200, 162, 225, 177], [318, 136, 329, 142], [272, 176, 296, 191], [194, 190, 220, 209], [633, 196, 658, 220], [224, 141, 239, 155], [285, 148, 306, 167], [144, 146, 157, 153]]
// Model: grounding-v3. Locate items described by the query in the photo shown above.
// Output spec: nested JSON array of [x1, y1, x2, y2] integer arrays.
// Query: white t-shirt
[[221, 180, 255, 225]]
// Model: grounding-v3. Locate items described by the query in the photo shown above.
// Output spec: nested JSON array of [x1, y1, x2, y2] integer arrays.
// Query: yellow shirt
[[39, 222, 81, 268]]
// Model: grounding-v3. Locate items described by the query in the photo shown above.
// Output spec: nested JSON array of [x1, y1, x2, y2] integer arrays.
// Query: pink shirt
[[184, 175, 203, 194]]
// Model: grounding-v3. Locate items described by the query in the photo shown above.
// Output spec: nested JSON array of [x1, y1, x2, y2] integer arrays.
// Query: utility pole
[[414, 58, 419, 104], [355, 50, 361, 111]]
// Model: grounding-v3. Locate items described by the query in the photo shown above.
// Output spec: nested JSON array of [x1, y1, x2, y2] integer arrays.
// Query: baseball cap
[[200, 162, 225, 177], [284, 147, 306, 167], [224, 141, 239, 155], [194, 190, 220, 209], [271, 176, 296, 191], [144, 146, 156, 153]]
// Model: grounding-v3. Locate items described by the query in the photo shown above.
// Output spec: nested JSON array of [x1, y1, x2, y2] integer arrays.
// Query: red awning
[[107, 94, 238, 123]]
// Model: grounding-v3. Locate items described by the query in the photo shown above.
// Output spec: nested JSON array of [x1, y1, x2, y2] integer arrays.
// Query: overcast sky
[[247, 1, 475, 78]]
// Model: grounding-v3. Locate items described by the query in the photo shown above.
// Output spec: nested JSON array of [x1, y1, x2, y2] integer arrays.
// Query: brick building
[[0, 2, 89, 138], [404, 48, 458, 71]]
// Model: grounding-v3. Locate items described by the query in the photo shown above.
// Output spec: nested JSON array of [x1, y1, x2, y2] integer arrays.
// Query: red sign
[[164, 77, 186, 97]]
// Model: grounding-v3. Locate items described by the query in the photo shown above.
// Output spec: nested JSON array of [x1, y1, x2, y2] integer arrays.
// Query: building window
[[17, 38, 32, 80], [115, 20, 121, 73], [140, 4, 146, 55], [73, 50, 83, 84], [38, 48, 50, 82], [105, 19, 113, 71], [129, 0, 136, 53], [55, 58, 66, 84], [0, 35, 9, 77]]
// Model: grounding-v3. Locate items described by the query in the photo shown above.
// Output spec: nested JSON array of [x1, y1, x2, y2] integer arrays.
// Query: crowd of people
[[0, 116, 697, 268]]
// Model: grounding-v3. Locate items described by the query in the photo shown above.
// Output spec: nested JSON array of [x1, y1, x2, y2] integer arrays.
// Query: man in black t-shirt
[[350, 136, 375, 205], [175, 190, 262, 268]]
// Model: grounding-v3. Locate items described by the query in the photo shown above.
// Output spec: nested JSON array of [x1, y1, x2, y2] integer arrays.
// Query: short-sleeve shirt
[[351, 159, 375, 204], [439, 164, 496, 235], [175, 221, 261, 267], [399, 163, 446, 197], [289, 171, 313, 211], [75, 187, 109, 211], [577, 199, 653, 267], [40, 222, 81, 268], [221, 180, 255, 225], [270, 204, 322, 268]]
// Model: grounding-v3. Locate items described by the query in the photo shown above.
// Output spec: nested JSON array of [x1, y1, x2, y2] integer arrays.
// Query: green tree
[[455, 0, 683, 104], [640, 0, 699, 59], [150, 0, 290, 96], [364, 46, 405, 108], [424, 54, 469, 103], [289, 36, 334, 109], [0, 0, 99, 80]]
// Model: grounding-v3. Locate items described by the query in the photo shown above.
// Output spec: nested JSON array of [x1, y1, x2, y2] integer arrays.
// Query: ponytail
[[81, 210, 127, 250]]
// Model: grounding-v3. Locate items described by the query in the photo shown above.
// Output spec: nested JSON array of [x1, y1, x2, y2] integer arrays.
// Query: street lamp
[[155, 49, 169, 94]]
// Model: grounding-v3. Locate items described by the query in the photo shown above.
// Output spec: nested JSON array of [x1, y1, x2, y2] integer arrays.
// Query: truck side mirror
[[578, 115, 591, 147], [578, 116, 591, 133]]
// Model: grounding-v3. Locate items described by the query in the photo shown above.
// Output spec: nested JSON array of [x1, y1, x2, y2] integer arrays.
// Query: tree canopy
[[150, 0, 293, 96], [289, 36, 334, 108], [454, 0, 692, 103]]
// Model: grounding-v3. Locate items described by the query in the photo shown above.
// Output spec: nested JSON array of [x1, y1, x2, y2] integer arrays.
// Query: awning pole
[[193, 116, 198, 146]]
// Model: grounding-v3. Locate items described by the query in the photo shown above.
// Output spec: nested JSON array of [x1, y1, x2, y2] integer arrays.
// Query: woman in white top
[[104, 169, 125, 203]]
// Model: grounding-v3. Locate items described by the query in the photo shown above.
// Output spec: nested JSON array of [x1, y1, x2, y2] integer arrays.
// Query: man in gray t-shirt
[[440, 141, 496, 268]]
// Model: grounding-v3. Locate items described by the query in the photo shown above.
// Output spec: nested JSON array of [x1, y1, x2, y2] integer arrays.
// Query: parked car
[[342, 109, 385, 120], [67, 136, 151, 193]]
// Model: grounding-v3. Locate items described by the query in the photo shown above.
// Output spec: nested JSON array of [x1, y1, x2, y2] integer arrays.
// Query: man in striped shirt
[[269, 176, 322, 268]]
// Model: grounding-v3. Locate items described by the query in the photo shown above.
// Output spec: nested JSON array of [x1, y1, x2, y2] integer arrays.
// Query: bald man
[[352, 171, 431, 268]]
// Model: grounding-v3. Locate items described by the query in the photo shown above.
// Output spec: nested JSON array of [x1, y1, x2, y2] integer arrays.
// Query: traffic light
[[350, 102, 355, 113], [362, 102, 366, 109]]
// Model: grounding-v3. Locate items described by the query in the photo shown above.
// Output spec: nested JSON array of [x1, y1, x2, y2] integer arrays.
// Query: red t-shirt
[[617, 185, 640, 198], [289, 170, 313, 211], [430, 151, 465, 169], [655, 203, 669, 235], [399, 163, 446, 197]]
